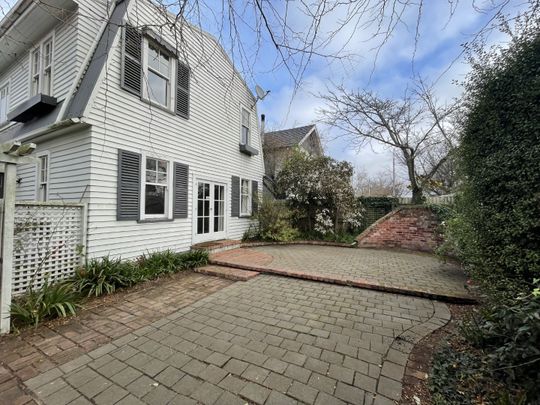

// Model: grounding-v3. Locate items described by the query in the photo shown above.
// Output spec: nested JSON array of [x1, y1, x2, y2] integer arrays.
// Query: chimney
[[260, 114, 265, 135]]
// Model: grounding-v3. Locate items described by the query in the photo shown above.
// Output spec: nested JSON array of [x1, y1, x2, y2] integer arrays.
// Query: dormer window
[[241, 108, 250, 145], [121, 25, 190, 118], [30, 37, 54, 97], [147, 42, 171, 107], [238, 106, 259, 156]]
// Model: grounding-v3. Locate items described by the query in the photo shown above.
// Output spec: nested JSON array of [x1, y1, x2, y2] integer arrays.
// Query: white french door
[[194, 180, 226, 242]]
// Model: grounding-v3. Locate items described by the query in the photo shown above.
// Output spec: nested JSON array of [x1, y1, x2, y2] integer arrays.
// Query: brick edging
[[373, 302, 452, 402], [241, 240, 357, 249], [208, 259, 476, 304]]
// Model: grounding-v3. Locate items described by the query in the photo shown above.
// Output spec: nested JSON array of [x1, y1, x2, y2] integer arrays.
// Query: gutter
[[0, 0, 32, 38], [16, 118, 87, 143]]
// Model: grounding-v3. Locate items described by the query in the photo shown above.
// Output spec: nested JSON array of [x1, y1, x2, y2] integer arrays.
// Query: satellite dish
[[255, 85, 269, 100]]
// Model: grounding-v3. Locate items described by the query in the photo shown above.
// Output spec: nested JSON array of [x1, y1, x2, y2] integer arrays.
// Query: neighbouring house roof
[[264, 124, 316, 149]]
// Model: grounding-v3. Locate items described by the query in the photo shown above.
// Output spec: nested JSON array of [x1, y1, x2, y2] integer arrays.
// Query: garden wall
[[356, 206, 442, 253]]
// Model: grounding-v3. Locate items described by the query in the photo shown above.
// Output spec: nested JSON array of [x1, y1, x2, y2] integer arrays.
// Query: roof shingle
[[263, 124, 315, 149]]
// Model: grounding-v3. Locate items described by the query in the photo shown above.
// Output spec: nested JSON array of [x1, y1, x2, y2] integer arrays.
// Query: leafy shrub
[[276, 149, 364, 236], [463, 284, 540, 398], [358, 196, 398, 210], [243, 198, 299, 242], [433, 20, 540, 403], [73, 256, 138, 297], [137, 249, 208, 278], [11, 279, 80, 328], [174, 249, 209, 270], [456, 22, 540, 282]]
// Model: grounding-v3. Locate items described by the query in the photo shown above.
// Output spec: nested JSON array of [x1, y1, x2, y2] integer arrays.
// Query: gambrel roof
[[264, 124, 316, 149]]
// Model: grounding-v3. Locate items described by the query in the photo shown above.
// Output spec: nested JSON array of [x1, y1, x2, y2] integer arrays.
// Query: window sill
[[239, 143, 259, 156], [239, 214, 253, 218], [137, 218, 174, 223], [141, 97, 175, 116]]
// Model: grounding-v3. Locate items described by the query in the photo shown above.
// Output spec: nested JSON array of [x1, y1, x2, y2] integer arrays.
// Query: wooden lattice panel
[[12, 203, 85, 296]]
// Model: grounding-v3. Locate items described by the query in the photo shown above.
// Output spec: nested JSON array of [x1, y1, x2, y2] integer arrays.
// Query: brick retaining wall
[[356, 206, 443, 253]]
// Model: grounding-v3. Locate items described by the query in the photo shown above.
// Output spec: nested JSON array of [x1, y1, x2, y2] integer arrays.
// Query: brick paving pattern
[[23, 275, 450, 404], [195, 265, 260, 281], [212, 245, 472, 301], [0, 272, 232, 405]]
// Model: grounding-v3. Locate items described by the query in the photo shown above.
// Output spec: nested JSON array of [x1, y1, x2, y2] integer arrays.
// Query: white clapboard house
[[0, 0, 264, 259]]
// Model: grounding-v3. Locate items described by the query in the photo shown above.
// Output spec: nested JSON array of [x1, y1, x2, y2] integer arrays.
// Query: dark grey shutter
[[252, 180, 259, 216], [173, 162, 189, 218], [122, 25, 142, 95], [117, 149, 141, 220], [176, 62, 190, 118], [231, 176, 240, 217]]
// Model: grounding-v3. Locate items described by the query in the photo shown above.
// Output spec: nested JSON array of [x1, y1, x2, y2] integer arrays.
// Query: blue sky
[[190, 0, 525, 180], [1, 0, 526, 180]]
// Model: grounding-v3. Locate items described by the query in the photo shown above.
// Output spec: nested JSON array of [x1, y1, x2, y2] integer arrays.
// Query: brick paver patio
[[211, 245, 472, 302], [21, 275, 450, 405], [0, 272, 233, 405]]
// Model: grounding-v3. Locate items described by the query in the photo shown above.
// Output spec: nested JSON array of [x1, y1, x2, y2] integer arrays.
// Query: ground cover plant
[[10, 278, 80, 329], [10, 249, 209, 329]]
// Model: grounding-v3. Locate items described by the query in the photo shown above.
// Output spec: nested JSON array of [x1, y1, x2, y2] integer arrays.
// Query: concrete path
[[211, 245, 473, 302], [23, 275, 450, 405]]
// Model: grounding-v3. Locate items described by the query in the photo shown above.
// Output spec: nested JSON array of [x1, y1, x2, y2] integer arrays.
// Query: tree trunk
[[403, 149, 424, 204]]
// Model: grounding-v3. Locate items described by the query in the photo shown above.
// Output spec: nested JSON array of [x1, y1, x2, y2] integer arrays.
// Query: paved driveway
[[24, 275, 450, 405], [212, 245, 472, 302]]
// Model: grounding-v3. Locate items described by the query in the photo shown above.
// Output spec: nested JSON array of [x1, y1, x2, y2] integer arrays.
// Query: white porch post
[[0, 163, 17, 334], [0, 142, 36, 334]]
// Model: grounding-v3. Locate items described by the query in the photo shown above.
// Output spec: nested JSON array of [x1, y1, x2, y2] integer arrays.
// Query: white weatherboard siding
[[83, 0, 264, 259], [0, 56, 29, 116], [15, 128, 92, 202], [0, 1, 107, 119]]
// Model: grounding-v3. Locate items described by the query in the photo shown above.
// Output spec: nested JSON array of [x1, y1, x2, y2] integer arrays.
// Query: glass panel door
[[214, 184, 225, 232], [196, 181, 226, 240], [197, 182, 210, 235]]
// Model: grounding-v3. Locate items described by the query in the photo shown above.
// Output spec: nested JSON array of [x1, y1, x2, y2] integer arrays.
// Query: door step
[[194, 265, 259, 281], [191, 239, 242, 254]]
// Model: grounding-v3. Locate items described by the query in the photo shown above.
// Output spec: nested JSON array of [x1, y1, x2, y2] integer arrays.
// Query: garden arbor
[[0, 141, 36, 334]]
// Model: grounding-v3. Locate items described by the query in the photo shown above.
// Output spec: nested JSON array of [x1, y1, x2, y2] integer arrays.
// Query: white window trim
[[28, 34, 55, 97], [139, 153, 173, 220], [239, 177, 252, 217], [35, 151, 50, 201], [141, 37, 176, 111], [240, 106, 251, 146], [0, 81, 9, 125]]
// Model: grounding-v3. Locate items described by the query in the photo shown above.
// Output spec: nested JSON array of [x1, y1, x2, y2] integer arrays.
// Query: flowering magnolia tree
[[276, 149, 363, 235]]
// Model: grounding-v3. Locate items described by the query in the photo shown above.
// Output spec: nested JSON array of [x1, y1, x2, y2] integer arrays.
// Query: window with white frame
[[42, 39, 53, 95], [31, 48, 40, 96], [241, 108, 250, 145], [240, 178, 251, 216], [144, 40, 173, 108], [144, 157, 169, 216], [0, 84, 8, 123], [37, 154, 49, 201], [30, 37, 54, 97]]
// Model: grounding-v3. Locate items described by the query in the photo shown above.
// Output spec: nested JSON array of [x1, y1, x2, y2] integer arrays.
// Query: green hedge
[[458, 30, 540, 282], [358, 196, 399, 209], [433, 25, 540, 403]]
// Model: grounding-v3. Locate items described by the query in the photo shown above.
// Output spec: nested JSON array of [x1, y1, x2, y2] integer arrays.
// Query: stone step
[[194, 265, 259, 281], [191, 239, 242, 254]]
